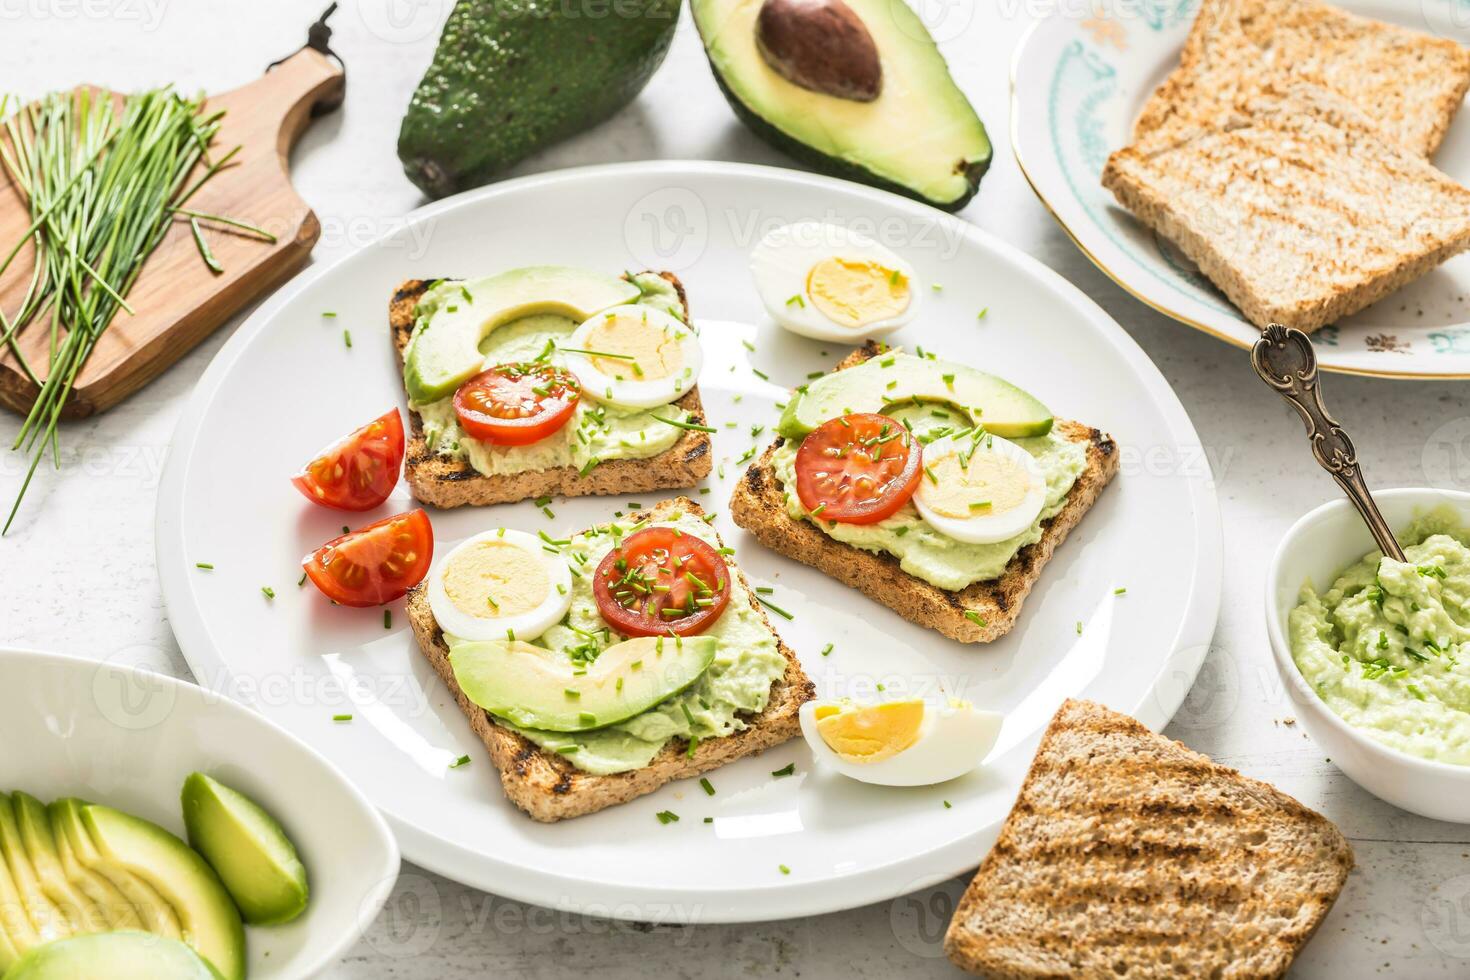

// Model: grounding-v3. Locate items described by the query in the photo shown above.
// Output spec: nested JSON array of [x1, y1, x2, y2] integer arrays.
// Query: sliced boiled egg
[[750, 221, 920, 342], [427, 529, 572, 643], [563, 304, 702, 410], [799, 698, 1003, 787], [913, 433, 1046, 545]]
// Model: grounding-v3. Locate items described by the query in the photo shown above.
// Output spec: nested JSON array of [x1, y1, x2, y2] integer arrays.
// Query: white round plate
[[157, 161, 1221, 923], [1012, 0, 1470, 378], [0, 647, 398, 978]]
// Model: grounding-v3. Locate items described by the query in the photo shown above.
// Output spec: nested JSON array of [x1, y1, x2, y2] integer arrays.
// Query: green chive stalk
[[0, 88, 263, 533]]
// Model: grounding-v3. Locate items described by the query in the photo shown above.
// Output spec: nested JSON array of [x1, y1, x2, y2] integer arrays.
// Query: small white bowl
[[1265, 488, 1470, 823], [0, 648, 400, 977]]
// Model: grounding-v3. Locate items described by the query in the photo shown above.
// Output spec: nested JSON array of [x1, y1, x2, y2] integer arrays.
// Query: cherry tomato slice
[[303, 510, 434, 608], [794, 412, 923, 525], [453, 363, 580, 446], [592, 527, 733, 637], [291, 409, 405, 512]]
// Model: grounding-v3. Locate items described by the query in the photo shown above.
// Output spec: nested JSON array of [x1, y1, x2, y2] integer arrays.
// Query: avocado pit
[[755, 0, 882, 102]]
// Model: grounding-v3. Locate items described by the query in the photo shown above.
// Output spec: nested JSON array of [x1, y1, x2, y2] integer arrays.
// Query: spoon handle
[[1250, 325, 1407, 562]]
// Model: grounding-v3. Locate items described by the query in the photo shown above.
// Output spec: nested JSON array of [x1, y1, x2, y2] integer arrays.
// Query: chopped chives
[[449, 755, 471, 768], [752, 368, 770, 381], [333, 713, 352, 722], [756, 595, 793, 620], [1114, 587, 1127, 595], [655, 810, 680, 824], [964, 610, 987, 627], [321, 311, 338, 318], [779, 864, 790, 875], [771, 763, 795, 778], [700, 777, 715, 796], [343, 329, 352, 348], [653, 414, 717, 433], [195, 562, 214, 570], [755, 586, 775, 595], [261, 586, 275, 599], [820, 643, 833, 657], [383, 610, 392, 629]]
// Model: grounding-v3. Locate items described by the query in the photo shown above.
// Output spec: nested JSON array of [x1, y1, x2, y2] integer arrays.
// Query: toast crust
[[943, 700, 1354, 979], [391, 275, 712, 508], [407, 497, 814, 822], [728, 343, 1118, 643]]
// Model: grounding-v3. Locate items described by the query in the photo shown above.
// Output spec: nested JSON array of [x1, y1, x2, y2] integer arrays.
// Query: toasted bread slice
[[728, 344, 1118, 644], [406, 497, 814, 822], [391, 274, 712, 508], [944, 699, 1354, 979], [1105, 81, 1470, 333], [1135, 0, 1470, 157]]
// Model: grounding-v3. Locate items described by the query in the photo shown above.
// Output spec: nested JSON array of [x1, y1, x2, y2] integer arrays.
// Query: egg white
[[749, 221, 920, 343], [563, 305, 702, 410], [799, 700, 1003, 787], [913, 434, 1046, 545], [427, 529, 572, 643]]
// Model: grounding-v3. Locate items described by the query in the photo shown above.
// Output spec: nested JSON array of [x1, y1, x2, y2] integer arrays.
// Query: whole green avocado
[[399, 0, 680, 197]]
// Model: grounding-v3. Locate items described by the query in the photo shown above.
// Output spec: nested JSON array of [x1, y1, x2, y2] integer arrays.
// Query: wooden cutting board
[[0, 36, 345, 419]]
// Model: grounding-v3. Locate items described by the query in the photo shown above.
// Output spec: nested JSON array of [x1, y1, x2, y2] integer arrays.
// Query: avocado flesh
[[78, 804, 245, 980], [691, 0, 991, 210], [49, 800, 181, 942], [47, 806, 145, 933], [778, 353, 1053, 440], [12, 793, 108, 935], [3, 930, 224, 980], [451, 635, 718, 732], [0, 794, 69, 943], [181, 773, 308, 926], [398, 0, 680, 198], [0, 820, 33, 969], [403, 267, 641, 404]]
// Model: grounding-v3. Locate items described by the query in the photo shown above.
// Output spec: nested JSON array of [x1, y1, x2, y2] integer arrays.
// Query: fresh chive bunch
[[0, 88, 271, 532]]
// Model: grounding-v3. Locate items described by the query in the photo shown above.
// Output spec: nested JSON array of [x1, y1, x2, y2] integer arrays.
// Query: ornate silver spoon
[[1250, 324, 1407, 562]]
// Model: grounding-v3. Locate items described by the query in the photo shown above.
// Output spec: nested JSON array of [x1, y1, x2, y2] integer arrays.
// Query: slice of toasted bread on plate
[[407, 496, 813, 822], [391, 271, 711, 508], [944, 699, 1354, 979]]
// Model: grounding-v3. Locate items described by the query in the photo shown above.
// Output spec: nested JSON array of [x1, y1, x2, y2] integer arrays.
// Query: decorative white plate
[[0, 647, 398, 978], [157, 161, 1221, 923], [1012, 0, 1470, 378]]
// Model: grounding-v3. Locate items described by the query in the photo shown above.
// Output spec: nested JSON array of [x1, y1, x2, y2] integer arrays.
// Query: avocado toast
[[406, 497, 814, 821], [391, 269, 712, 508], [730, 343, 1118, 643]]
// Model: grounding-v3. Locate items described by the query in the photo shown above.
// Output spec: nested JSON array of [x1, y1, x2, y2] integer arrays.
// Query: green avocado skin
[[707, 70, 990, 213], [399, 0, 681, 197]]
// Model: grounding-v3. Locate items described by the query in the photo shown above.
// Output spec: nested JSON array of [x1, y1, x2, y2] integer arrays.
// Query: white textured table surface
[[5, 1, 1470, 976]]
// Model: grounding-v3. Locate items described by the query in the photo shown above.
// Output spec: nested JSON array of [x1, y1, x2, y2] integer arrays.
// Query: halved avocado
[[0, 794, 69, 943], [777, 352, 1053, 439], [49, 800, 181, 942], [4, 930, 224, 980], [403, 267, 641, 403], [691, 0, 991, 210], [450, 635, 718, 732], [181, 773, 308, 926], [12, 793, 108, 934], [79, 804, 245, 980]]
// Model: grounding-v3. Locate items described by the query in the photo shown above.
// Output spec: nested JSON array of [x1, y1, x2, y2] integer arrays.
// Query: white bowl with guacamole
[[1266, 488, 1470, 823]]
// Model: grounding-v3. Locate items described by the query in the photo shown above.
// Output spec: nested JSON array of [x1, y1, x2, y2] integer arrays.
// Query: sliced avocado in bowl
[[181, 773, 309, 926], [3, 931, 224, 980], [451, 635, 718, 732], [0, 793, 69, 943], [49, 799, 182, 942], [404, 267, 641, 403], [11, 792, 107, 935], [692, 0, 991, 210], [777, 352, 1053, 440]]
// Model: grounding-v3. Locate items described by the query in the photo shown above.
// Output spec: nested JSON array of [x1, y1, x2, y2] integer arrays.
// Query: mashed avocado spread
[[770, 403, 1087, 591], [444, 512, 787, 775], [1290, 507, 1470, 765], [411, 273, 691, 477]]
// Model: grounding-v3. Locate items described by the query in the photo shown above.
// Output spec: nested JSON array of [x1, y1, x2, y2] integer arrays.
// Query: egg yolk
[[806, 257, 911, 329], [581, 313, 685, 381], [815, 700, 926, 763], [443, 540, 548, 620], [920, 446, 1034, 519]]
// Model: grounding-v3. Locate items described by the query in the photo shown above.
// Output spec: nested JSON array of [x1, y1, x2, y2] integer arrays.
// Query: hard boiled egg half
[[914, 432, 1046, 545], [799, 698, 1003, 786], [563, 305, 702, 410], [750, 221, 920, 342], [427, 529, 572, 643]]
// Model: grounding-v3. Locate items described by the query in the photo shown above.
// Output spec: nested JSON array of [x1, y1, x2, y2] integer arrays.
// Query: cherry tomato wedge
[[592, 527, 732, 637], [291, 409, 405, 512], [794, 412, 923, 525], [302, 509, 434, 608], [453, 362, 580, 446]]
